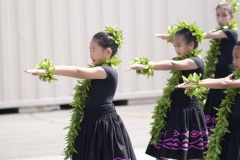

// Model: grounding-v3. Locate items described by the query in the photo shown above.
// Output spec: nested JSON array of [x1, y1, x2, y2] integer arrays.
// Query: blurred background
[[0, 0, 239, 111]]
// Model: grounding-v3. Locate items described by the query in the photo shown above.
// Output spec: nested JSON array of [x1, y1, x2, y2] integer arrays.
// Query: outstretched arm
[[205, 30, 227, 39], [128, 59, 198, 71], [177, 74, 240, 89], [25, 66, 107, 79], [155, 34, 170, 40], [152, 59, 198, 70]]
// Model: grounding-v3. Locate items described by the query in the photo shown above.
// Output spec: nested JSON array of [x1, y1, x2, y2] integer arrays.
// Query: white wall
[[0, 0, 239, 108]]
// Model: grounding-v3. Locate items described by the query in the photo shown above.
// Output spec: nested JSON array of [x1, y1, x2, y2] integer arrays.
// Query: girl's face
[[173, 34, 194, 57], [216, 7, 233, 27], [89, 40, 111, 65], [232, 46, 240, 71]]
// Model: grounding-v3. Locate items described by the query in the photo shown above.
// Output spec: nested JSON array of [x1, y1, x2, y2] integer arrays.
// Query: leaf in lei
[[205, 70, 240, 160], [63, 56, 121, 160], [104, 25, 123, 49], [224, 0, 240, 13], [36, 58, 57, 83], [204, 20, 238, 79], [182, 73, 208, 99], [150, 49, 201, 145], [130, 56, 154, 78], [167, 20, 205, 44]]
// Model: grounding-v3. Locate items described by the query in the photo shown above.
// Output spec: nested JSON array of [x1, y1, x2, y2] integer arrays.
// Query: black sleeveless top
[[85, 66, 118, 107]]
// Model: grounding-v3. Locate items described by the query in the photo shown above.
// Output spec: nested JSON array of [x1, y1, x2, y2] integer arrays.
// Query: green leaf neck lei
[[204, 20, 238, 79], [205, 70, 240, 160], [150, 49, 201, 145]]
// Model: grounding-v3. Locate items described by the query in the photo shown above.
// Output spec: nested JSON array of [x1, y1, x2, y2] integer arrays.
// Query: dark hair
[[92, 32, 118, 57], [175, 28, 198, 49], [216, 1, 234, 15]]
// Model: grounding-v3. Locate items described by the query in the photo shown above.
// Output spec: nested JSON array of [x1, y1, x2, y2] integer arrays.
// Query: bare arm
[[205, 30, 227, 39], [25, 66, 107, 79], [155, 34, 170, 40], [152, 59, 198, 70], [177, 74, 240, 89], [199, 75, 240, 89], [128, 58, 198, 71]]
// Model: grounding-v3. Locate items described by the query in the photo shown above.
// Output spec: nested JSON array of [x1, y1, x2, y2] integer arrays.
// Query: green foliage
[[63, 79, 91, 160], [203, 20, 238, 107], [205, 70, 240, 160], [167, 20, 205, 44], [36, 58, 57, 83], [99, 55, 122, 69], [150, 49, 201, 145], [224, 0, 240, 13], [182, 73, 208, 99], [63, 56, 121, 160], [204, 20, 238, 79], [104, 25, 124, 49], [130, 57, 154, 78]]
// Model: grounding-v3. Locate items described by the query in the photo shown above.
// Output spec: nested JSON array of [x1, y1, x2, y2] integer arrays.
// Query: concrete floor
[[0, 103, 156, 160]]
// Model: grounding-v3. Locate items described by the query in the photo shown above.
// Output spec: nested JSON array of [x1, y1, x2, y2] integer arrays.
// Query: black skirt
[[146, 98, 208, 160], [72, 103, 136, 160]]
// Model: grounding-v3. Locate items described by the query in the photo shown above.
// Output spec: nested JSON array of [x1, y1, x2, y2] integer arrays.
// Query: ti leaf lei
[[147, 49, 202, 145], [224, 0, 240, 13], [63, 56, 121, 160], [167, 20, 205, 44], [130, 57, 154, 78], [182, 73, 208, 99], [204, 20, 238, 79], [104, 25, 123, 49], [205, 70, 240, 160], [36, 58, 57, 83]]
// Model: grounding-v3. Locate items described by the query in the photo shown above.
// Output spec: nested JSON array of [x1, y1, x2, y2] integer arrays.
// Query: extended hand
[[175, 82, 193, 89], [155, 34, 170, 40], [126, 64, 146, 71], [24, 68, 45, 76]]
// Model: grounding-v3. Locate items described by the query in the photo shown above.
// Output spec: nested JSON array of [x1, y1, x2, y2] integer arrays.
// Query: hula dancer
[[177, 41, 240, 160], [25, 25, 136, 160], [128, 21, 208, 160], [203, 0, 239, 136]]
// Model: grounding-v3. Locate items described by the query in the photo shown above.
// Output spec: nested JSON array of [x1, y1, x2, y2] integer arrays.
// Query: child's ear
[[105, 48, 112, 57], [189, 41, 195, 49]]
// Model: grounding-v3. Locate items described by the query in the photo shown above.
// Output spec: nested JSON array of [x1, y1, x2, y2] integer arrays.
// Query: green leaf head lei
[[104, 25, 124, 49], [167, 20, 205, 44], [224, 0, 240, 13]]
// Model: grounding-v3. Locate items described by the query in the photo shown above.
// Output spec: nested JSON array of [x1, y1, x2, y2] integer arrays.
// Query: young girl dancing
[[128, 21, 208, 160], [177, 41, 240, 160], [25, 25, 136, 160], [203, 0, 239, 135], [157, 1, 239, 135]]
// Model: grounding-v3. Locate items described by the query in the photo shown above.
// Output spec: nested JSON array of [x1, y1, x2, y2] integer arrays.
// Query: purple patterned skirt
[[146, 100, 209, 159]]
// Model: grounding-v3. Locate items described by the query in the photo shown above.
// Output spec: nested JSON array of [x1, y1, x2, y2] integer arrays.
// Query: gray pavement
[[0, 103, 156, 160]]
